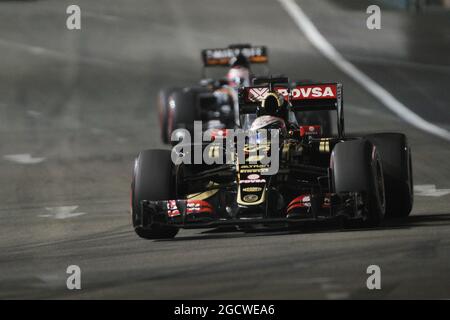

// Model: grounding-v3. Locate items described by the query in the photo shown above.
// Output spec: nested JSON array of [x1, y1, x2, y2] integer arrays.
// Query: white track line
[[278, 0, 450, 141]]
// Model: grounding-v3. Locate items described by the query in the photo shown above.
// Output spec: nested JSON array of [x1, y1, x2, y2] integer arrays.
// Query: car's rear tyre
[[168, 88, 205, 144], [158, 88, 179, 144], [131, 149, 179, 239], [332, 139, 386, 227], [365, 133, 413, 218]]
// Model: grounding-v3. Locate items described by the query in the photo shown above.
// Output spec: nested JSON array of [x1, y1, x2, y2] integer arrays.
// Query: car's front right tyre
[[131, 149, 179, 239]]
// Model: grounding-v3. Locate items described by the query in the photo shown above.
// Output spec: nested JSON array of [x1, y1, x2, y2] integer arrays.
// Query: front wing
[[136, 191, 365, 229]]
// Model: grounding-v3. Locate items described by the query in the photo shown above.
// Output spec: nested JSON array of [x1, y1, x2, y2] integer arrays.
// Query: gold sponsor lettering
[[242, 187, 263, 192]]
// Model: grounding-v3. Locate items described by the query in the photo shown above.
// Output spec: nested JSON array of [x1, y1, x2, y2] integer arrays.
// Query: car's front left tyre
[[365, 133, 413, 218], [332, 139, 386, 227]]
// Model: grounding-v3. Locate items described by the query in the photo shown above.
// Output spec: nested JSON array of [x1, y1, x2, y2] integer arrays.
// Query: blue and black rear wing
[[239, 82, 345, 137], [201, 44, 268, 67]]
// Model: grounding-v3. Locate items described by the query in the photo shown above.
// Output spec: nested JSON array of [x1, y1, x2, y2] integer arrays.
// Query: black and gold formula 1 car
[[132, 77, 413, 239]]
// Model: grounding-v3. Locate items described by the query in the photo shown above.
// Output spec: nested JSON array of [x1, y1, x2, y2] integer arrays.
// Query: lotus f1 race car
[[134, 77, 413, 239]]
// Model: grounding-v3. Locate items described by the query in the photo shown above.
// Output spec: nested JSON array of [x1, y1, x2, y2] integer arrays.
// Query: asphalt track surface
[[0, 0, 449, 299]]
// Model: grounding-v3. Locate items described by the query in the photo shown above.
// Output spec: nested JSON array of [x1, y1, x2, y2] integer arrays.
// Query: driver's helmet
[[226, 54, 251, 88], [256, 92, 288, 121], [250, 115, 286, 132], [226, 66, 250, 88], [249, 114, 288, 140]]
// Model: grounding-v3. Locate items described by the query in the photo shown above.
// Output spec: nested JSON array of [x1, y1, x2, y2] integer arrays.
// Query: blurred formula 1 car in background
[[158, 44, 333, 144], [133, 77, 413, 239], [158, 44, 268, 144]]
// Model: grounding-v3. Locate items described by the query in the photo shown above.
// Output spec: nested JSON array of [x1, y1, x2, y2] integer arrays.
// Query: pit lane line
[[277, 0, 450, 142]]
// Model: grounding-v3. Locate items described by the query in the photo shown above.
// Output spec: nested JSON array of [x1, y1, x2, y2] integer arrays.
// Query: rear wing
[[241, 83, 340, 109], [201, 45, 268, 67], [239, 82, 345, 137]]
